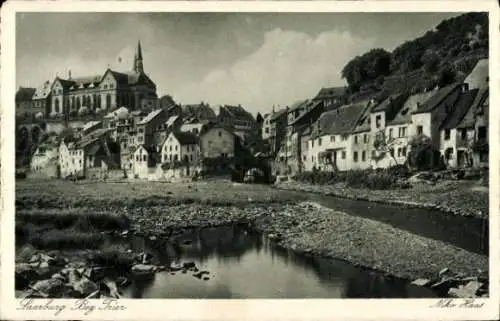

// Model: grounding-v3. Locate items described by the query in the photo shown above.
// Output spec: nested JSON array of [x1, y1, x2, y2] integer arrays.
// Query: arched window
[[76, 97, 81, 110], [82, 96, 87, 107], [97, 95, 101, 109], [93, 94, 97, 110], [130, 93, 135, 109], [106, 94, 111, 110], [71, 97, 75, 111], [54, 98, 60, 113]]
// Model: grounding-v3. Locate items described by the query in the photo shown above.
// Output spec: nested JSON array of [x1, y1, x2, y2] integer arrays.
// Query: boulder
[[15, 263, 38, 290], [73, 277, 99, 296], [131, 264, 157, 277], [448, 281, 483, 298], [30, 278, 65, 297]]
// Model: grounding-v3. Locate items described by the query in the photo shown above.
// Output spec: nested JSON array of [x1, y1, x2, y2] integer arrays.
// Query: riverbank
[[276, 180, 489, 218], [15, 180, 489, 298]]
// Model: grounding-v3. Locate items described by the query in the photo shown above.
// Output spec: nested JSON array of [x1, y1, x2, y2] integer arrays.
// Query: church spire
[[133, 39, 144, 73]]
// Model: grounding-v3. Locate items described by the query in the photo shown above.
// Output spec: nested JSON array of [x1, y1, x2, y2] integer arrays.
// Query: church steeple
[[133, 40, 144, 73]]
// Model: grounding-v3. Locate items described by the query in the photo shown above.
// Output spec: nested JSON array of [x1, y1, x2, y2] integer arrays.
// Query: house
[[368, 91, 433, 168], [59, 140, 85, 178], [307, 101, 368, 172], [180, 117, 210, 135], [154, 115, 183, 148], [30, 142, 59, 178], [182, 102, 217, 122], [15, 87, 36, 118], [267, 108, 288, 156], [160, 131, 200, 166], [136, 108, 171, 147], [216, 104, 258, 144], [199, 126, 236, 159], [31, 81, 52, 118], [132, 145, 158, 179], [283, 99, 325, 174], [411, 83, 463, 149], [350, 99, 377, 170], [312, 86, 346, 108], [439, 88, 479, 168]]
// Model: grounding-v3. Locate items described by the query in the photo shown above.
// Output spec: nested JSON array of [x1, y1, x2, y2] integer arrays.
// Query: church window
[[106, 94, 111, 109], [54, 98, 60, 113], [76, 97, 81, 110]]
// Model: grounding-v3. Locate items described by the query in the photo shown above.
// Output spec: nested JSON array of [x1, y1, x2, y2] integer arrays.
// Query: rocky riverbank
[[16, 202, 489, 298], [275, 180, 488, 218]]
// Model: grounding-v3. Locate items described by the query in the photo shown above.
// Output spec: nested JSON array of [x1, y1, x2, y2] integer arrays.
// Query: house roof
[[464, 58, 489, 90], [312, 102, 368, 138], [165, 115, 180, 127], [220, 105, 255, 121], [371, 94, 403, 113], [134, 144, 156, 154], [413, 83, 461, 114], [16, 87, 36, 102], [82, 121, 102, 132], [457, 88, 489, 129], [352, 100, 374, 133], [138, 108, 163, 125], [313, 86, 346, 100], [104, 107, 129, 119], [173, 131, 198, 145], [441, 89, 479, 130], [269, 108, 288, 122], [86, 143, 103, 156], [288, 100, 308, 112], [32, 81, 52, 100], [182, 103, 216, 120], [387, 90, 435, 126], [289, 100, 323, 125]]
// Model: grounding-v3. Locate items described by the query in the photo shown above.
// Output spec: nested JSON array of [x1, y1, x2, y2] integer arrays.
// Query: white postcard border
[[1, 1, 499, 320]]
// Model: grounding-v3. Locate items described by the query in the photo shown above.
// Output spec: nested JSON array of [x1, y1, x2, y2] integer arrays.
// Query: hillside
[[341, 12, 488, 102]]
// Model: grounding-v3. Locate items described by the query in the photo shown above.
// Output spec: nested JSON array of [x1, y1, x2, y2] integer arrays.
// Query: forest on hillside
[[341, 12, 488, 100]]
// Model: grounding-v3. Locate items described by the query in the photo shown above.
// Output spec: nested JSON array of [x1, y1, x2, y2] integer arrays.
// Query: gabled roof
[[182, 103, 216, 120], [137, 108, 164, 125], [313, 86, 346, 100], [312, 102, 368, 138], [464, 58, 488, 90], [441, 89, 479, 130], [70, 75, 102, 87], [288, 100, 308, 112], [172, 131, 198, 145], [352, 100, 374, 133], [289, 100, 323, 125], [413, 83, 461, 114], [134, 144, 156, 155], [16, 87, 36, 102], [104, 107, 129, 119], [387, 90, 435, 126], [220, 105, 255, 122], [32, 81, 52, 100], [269, 108, 288, 122], [457, 88, 489, 129]]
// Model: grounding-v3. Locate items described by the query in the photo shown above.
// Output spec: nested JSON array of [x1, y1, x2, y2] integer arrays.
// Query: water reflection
[[122, 225, 437, 299]]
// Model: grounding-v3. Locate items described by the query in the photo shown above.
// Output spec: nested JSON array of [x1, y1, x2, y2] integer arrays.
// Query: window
[[174, 155, 178, 161], [218, 131, 222, 137], [445, 148, 453, 160], [478, 126, 487, 140], [402, 147, 407, 156], [142, 155, 146, 162], [417, 126, 423, 135], [330, 135, 335, 142], [265, 128, 269, 134], [363, 134, 368, 143], [361, 151, 366, 161], [169, 146, 172, 151], [375, 115, 381, 128], [353, 151, 358, 162], [311, 140, 314, 148], [318, 138, 322, 146], [175, 145, 178, 151], [388, 128, 393, 138], [398, 127, 407, 138], [341, 151, 346, 159], [443, 129, 451, 140], [190, 154, 193, 162], [354, 135, 358, 144], [397, 148, 402, 157], [169, 155, 172, 161], [342, 135, 347, 141], [371, 150, 376, 158]]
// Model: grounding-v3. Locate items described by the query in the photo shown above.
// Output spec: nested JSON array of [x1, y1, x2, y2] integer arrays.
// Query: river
[[120, 225, 437, 298]]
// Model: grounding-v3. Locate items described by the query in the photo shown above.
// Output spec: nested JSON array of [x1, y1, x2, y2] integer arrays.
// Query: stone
[[116, 276, 130, 287], [31, 278, 65, 297], [73, 277, 99, 296], [131, 264, 157, 276], [15, 263, 38, 290], [411, 278, 432, 287], [448, 281, 483, 298], [438, 268, 453, 279], [103, 278, 121, 298]]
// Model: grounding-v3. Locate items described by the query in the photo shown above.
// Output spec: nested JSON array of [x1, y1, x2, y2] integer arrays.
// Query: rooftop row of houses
[[262, 58, 489, 175]]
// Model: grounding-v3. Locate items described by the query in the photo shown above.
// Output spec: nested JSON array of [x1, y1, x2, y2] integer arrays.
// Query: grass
[[16, 179, 306, 209]]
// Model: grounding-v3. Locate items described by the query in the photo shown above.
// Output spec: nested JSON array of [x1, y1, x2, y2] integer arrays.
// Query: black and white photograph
[[1, 1, 499, 320]]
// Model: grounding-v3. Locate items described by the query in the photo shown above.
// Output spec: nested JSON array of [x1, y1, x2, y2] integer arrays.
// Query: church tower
[[133, 40, 144, 74]]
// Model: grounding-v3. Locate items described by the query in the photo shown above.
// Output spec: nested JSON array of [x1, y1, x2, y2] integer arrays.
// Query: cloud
[[175, 28, 376, 114]]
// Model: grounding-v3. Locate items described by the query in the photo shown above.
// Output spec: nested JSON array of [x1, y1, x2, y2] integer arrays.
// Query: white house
[[31, 143, 59, 178], [160, 131, 200, 165], [132, 145, 152, 179], [199, 126, 235, 159]]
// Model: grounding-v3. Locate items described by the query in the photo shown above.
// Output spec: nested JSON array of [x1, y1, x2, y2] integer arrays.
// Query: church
[[49, 40, 158, 117]]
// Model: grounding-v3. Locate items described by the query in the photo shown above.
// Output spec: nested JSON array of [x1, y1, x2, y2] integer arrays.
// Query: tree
[[341, 48, 391, 90], [437, 63, 457, 88], [421, 49, 441, 73], [407, 134, 443, 171], [372, 130, 399, 165]]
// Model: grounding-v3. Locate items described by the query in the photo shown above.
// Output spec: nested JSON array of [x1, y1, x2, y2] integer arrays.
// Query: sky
[[16, 12, 461, 115]]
